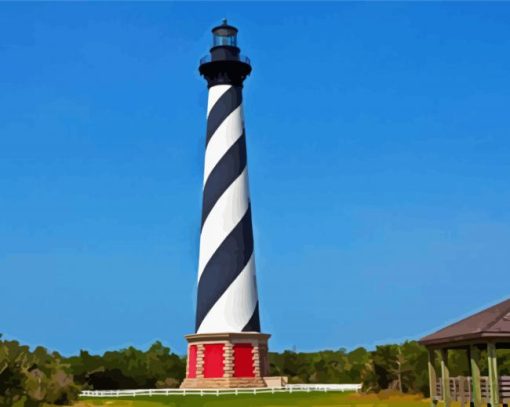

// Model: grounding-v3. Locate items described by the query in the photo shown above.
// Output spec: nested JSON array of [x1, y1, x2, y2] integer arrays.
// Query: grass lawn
[[77, 391, 443, 407]]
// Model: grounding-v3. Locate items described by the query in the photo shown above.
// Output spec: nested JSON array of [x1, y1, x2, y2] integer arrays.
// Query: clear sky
[[1, 2, 509, 356]]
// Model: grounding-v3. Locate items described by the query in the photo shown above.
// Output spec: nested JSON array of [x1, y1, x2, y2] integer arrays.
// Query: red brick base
[[180, 332, 270, 389]]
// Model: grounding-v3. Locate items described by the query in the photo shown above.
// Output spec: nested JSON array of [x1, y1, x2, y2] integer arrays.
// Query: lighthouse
[[180, 20, 270, 389]]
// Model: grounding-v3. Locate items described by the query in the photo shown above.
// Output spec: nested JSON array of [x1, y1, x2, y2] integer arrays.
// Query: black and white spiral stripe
[[195, 84, 260, 334]]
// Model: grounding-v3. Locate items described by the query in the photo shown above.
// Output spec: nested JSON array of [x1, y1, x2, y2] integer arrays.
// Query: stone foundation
[[180, 332, 270, 389]]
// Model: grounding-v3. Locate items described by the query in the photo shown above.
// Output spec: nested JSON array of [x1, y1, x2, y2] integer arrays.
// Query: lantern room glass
[[213, 32, 237, 47]]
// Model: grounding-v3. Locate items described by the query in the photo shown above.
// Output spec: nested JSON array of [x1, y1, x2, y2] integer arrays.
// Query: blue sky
[[1, 2, 509, 356]]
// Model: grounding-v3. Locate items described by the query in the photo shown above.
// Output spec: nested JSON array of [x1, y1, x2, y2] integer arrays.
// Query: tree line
[[2, 333, 510, 406], [271, 344, 510, 393]]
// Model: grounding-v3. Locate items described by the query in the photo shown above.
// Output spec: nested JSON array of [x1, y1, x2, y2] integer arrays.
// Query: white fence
[[80, 383, 362, 398], [287, 384, 362, 392]]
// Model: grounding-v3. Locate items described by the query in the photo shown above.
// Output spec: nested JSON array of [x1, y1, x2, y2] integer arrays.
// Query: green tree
[[371, 344, 400, 391], [0, 339, 30, 406]]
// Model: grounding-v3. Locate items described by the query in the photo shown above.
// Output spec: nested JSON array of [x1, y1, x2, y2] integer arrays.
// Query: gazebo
[[419, 298, 510, 407]]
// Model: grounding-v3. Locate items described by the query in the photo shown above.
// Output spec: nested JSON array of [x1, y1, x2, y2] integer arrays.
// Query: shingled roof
[[419, 298, 510, 347]]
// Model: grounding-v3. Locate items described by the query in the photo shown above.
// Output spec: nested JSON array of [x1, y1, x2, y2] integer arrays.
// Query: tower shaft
[[196, 84, 260, 334]]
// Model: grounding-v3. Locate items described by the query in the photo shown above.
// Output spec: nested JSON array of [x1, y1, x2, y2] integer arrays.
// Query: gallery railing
[[435, 376, 510, 403], [199, 54, 251, 65]]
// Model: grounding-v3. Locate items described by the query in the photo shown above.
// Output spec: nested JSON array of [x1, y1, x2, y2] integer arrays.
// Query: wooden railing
[[435, 376, 510, 403]]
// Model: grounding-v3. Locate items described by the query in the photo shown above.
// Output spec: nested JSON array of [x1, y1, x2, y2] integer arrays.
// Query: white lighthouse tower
[[180, 20, 270, 389]]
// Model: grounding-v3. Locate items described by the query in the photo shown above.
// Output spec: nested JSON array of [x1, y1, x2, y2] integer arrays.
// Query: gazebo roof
[[419, 298, 510, 347]]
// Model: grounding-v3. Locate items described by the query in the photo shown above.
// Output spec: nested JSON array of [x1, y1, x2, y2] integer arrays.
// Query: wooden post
[[470, 345, 482, 407], [487, 342, 499, 407], [428, 349, 438, 407], [441, 348, 451, 407], [459, 375, 466, 407]]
